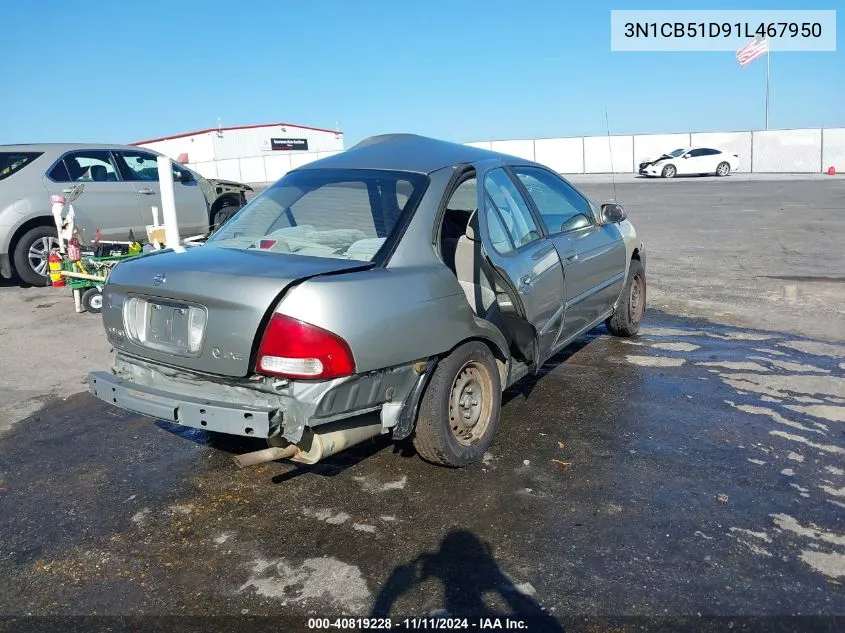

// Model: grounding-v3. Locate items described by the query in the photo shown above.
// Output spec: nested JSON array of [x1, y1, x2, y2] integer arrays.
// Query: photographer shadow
[[371, 530, 565, 631]]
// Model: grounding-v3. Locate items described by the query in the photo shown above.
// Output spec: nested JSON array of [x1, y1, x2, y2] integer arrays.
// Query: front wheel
[[661, 164, 676, 179], [413, 342, 502, 467], [716, 161, 731, 177], [606, 259, 646, 337]]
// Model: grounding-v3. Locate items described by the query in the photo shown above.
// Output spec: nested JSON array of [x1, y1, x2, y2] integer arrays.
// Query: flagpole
[[765, 46, 770, 130]]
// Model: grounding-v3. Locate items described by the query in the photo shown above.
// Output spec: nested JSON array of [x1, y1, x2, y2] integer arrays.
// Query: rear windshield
[[205, 168, 428, 262], [0, 152, 42, 182]]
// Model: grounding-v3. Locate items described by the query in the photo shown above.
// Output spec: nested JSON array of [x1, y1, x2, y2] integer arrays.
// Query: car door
[[474, 161, 565, 367], [113, 149, 209, 237], [511, 165, 627, 341], [702, 148, 722, 173], [43, 150, 144, 241], [680, 148, 710, 174]]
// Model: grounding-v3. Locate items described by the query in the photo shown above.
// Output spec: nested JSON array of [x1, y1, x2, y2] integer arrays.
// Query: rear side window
[[483, 168, 540, 249], [0, 152, 42, 182], [115, 150, 161, 181]]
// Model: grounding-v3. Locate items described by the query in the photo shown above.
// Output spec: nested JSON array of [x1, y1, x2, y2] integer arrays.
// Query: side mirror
[[683, 154, 690, 159], [601, 202, 627, 224]]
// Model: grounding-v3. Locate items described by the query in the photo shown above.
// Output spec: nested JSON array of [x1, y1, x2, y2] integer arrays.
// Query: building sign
[[270, 138, 309, 151]]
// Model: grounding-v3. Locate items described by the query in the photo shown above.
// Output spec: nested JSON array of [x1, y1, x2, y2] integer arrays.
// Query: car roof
[[295, 133, 540, 175], [0, 143, 158, 153]]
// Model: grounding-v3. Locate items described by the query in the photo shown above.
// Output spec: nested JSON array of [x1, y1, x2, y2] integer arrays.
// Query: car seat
[[89, 165, 109, 182], [450, 210, 498, 318]]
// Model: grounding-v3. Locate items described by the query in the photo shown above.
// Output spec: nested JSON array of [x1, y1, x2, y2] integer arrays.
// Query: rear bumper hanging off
[[88, 354, 423, 442], [89, 371, 276, 438]]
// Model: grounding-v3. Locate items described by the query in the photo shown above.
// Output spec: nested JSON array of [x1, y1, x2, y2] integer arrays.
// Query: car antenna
[[605, 106, 617, 202]]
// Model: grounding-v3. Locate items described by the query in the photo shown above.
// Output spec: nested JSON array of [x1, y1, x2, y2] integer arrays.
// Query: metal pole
[[156, 156, 184, 252], [765, 48, 770, 130], [820, 128, 824, 173]]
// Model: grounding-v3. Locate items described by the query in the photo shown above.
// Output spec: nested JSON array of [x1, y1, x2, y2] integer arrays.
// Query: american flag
[[736, 36, 768, 67]]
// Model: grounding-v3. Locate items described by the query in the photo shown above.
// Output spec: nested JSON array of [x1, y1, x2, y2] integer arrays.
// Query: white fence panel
[[534, 138, 584, 173], [633, 133, 690, 164], [822, 128, 845, 172], [690, 132, 752, 170], [584, 135, 634, 173], [215, 158, 242, 181], [753, 129, 822, 173], [263, 155, 291, 182], [490, 140, 535, 161], [187, 160, 217, 179], [239, 157, 267, 183]]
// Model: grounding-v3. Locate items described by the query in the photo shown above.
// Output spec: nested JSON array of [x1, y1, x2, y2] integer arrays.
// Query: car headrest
[[90, 165, 108, 181], [464, 209, 480, 241]]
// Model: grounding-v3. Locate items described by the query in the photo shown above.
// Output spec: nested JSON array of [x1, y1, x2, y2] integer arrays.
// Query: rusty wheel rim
[[448, 361, 491, 446], [629, 273, 645, 323]]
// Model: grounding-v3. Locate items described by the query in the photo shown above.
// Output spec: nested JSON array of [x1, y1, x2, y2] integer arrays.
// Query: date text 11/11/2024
[[307, 617, 530, 630], [623, 22, 823, 39]]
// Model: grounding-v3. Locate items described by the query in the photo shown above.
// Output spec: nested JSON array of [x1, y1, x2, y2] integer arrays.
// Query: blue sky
[[2, 0, 841, 147]]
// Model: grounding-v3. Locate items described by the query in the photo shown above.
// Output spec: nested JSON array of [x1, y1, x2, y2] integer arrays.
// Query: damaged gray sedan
[[88, 134, 646, 468]]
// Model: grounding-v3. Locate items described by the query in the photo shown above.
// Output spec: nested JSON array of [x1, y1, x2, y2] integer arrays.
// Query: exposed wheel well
[[631, 248, 641, 261], [209, 194, 245, 232], [210, 194, 243, 216]]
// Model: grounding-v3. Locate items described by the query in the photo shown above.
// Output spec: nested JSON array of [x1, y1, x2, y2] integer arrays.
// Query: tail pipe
[[233, 418, 384, 468]]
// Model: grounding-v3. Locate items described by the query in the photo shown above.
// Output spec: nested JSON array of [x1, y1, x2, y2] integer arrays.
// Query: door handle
[[137, 188, 156, 195], [62, 188, 75, 194], [563, 252, 579, 262]]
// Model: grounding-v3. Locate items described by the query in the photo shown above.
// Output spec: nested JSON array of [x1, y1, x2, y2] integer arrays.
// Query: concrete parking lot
[[0, 176, 843, 628]]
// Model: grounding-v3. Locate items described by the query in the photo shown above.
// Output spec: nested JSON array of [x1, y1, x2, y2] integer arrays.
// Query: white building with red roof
[[133, 121, 344, 183]]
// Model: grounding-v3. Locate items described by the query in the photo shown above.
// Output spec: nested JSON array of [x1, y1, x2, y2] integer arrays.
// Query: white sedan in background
[[638, 147, 740, 178]]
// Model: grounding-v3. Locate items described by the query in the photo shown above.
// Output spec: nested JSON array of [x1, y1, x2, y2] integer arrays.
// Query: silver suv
[[0, 144, 251, 286]]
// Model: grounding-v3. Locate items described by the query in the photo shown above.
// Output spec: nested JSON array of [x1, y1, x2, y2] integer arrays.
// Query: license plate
[[147, 302, 190, 353]]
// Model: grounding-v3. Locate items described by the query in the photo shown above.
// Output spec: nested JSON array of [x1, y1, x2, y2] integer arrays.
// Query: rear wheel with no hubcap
[[13, 226, 59, 286], [413, 341, 501, 467], [661, 164, 676, 179]]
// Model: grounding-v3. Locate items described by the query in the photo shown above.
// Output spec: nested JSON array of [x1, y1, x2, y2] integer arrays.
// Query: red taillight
[[255, 313, 355, 380]]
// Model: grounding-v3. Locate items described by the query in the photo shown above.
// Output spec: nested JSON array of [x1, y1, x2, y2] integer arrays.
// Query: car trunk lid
[[102, 246, 372, 377]]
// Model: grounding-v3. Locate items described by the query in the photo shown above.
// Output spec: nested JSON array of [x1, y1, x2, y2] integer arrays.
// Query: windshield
[[668, 148, 686, 157], [205, 168, 428, 262], [0, 152, 42, 181]]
